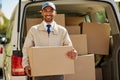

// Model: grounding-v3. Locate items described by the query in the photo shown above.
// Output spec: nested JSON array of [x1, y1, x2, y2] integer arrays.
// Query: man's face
[[41, 6, 56, 23]]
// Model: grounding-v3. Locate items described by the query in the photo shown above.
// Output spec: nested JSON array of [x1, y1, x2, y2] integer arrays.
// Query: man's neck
[[45, 20, 54, 24]]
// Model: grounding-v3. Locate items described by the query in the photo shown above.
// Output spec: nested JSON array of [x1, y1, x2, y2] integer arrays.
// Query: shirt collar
[[43, 20, 55, 31], [39, 21, 58, 35]]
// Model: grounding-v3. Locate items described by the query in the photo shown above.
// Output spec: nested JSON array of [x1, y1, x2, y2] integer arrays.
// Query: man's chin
[[45, 19, 53, 23]]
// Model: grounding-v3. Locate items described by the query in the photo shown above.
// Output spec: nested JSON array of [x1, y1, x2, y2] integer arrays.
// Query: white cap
[[42, 2, 56, 10]]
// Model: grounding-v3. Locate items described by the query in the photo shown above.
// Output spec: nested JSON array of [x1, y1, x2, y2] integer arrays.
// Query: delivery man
[[22, 1, 77, 80]]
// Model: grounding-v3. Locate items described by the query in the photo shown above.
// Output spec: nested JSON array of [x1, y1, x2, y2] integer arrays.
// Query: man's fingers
[[24, 66, 32, 77], [67, 50, 77, 59]]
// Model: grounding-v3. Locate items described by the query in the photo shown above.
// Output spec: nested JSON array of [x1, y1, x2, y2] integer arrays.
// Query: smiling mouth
[[46, 15, 52, 19]]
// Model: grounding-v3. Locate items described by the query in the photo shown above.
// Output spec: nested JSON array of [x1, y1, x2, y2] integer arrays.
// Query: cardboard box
[[95, 68, 103, 80], [26, 18, 43, 32], [26, 14, 65, 32], [64, 54, 95, 80], [82, 22, 111, 55], [28, 46, 74, 76], [65, 17, 85, 26], [66, 26, 81, 34], [70, 34, 88, 55], [54, 14, 65, 27]]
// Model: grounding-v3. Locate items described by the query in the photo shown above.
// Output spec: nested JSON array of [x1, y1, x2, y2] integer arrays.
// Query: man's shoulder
[[27, 24, 40, 33], [56, 24, 67, 31], [31, 24, 40, 29], [55, 23, 65, 29], [29, 23, 42, 31]]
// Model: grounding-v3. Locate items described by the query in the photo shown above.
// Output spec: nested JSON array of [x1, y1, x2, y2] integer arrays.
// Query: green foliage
[[0, 15, 9, 34], [6, 24, 13, 41], [115, 2, 120, 12], [95, 10, 108, 23]]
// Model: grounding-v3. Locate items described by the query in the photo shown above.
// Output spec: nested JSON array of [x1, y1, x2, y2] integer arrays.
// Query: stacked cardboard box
[[54, 14, 65, 27], [26, 14, 65, 32], [64, 54, 96, 80], [66, 22, 111, 55], [82, 22, 111, 55], [65, 17, 85, 26], [65, 16, 110, 80], [26, 18, 42, 32], [66, 26, 81, 34], [70, 34, 88, 55]]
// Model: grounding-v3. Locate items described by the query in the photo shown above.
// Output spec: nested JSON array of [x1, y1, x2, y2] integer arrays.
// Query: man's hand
[[67, 49, 77, 60], [24, 66, 32, 77]]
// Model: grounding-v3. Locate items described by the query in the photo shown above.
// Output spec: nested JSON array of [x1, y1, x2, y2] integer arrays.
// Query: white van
[[0, 0, 120, 80]]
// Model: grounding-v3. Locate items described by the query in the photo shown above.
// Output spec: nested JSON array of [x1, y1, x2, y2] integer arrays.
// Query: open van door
[[10, 0, 26, 76]]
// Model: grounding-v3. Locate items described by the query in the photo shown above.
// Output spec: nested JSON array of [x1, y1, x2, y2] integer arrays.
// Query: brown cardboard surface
[[82, 22, 111, 55], [54, 14, 65, 27], [65, 17, 85, 26], [96, 68, 103, 80], [26, 14, 65, 32], [28, 46, 74, 76], [65, 26, 81, 34], [26, 18, 43, 32], [70, 34, 88, 55], [64, 54, 95, 80]]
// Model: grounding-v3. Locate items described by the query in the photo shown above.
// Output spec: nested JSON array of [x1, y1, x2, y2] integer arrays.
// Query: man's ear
[[54, 11, 57, 17], [40, 10, 43, 15], [55, 10, 57, 14]]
